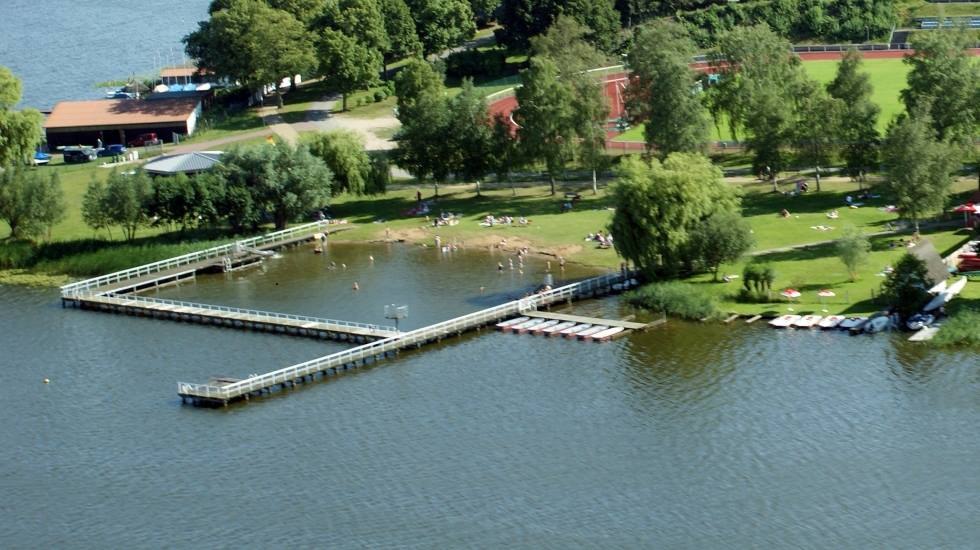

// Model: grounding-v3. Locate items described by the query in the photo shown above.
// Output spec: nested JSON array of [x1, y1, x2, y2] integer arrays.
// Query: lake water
[[2, 242, 979, 547], [1, 0, 211, 110]]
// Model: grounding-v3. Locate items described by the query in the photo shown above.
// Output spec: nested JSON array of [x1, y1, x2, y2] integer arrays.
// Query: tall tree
[[101, 170, 154, 241], [268, 0, 327, 23], [880, 253, 931, 322], [609, 153, 741, 277], [496, 0, 620, 52], [688, 210, 754, 280], [316, 29, 383, 111], [307, 130, 373, 194], [489, 113, 519, 195], [0, 168, 64, 240], [406, 0, 476, 56], [317, 0, 390, 52], [530, 15, 605, 74], [185, 0, 316, 106], [827, 48, 880, 184], [379, 0, 422, 77], [0, 67, 44, 167], [901, 29, 980, 142], [446, 79, 494, 184], [514, 57, 576, 195], [393, 60, 452, 193], [147, 173, 199, 232], [625, 20, 710, 158], [835, 225, 870, 282], [714, 24, 806, 185], [881, 107, 961, 234], [793, 79, 843, 191]]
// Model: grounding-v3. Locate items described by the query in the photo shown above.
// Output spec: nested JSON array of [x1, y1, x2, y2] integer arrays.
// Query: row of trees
[[394, 17, 610, 195], [185, 0, 475, 109], [82, 140, 333, 239]]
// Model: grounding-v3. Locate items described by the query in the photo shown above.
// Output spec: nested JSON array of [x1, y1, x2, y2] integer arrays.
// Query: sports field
[[614, 57, 910, 143]]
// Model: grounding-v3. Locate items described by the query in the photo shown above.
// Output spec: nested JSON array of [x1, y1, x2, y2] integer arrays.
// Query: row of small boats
[[496, 317, 626, 341], [769, 313, 893, 333]]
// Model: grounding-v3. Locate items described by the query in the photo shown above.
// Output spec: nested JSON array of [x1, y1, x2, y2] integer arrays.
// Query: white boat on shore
[[839, 317, 866, 331], [793, 315, 823, 328], [928, 280, 948, 294], [769, 314, 801, 328], [542, 321, 576, 335], [925, 277, 968, 312], [591, 326, 625, 341], [497, 317, 529, 331], [817, 315, 844, 329], [578, 325, 610, 340], [945, 276, 967, 300]]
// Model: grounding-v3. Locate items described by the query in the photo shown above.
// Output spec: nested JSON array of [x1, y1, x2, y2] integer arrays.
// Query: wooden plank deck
[[523, 310, 651, 329], [177, 272, 635, 406]]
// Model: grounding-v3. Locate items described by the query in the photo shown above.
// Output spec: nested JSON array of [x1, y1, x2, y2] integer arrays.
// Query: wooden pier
[[177, 273, 634, 406], [60, 221, 337, 300], [67, 293, 398, 342]]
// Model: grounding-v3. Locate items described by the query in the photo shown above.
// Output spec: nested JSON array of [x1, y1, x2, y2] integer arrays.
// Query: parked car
[[97, 144, 128, 157], [31, 151, 51, 166], [63, 147, 98, 163], [128, 133, 161, 147]]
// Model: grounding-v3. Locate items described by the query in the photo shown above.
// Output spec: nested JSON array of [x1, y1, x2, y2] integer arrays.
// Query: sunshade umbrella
[[817, 289, 835, 297], [781, 288, 801, 299]]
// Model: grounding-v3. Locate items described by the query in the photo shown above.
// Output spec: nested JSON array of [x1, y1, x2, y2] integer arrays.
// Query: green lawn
[[912, 3, 980, 17], [614, 57, 911, 144]]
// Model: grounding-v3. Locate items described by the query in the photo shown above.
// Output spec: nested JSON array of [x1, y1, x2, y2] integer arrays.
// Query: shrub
[[626, 281, 720, 320], [373, 89, 387, 102], [931, 310, 980, 347]]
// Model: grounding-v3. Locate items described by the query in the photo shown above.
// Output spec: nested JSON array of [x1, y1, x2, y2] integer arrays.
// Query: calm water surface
[[2, 0, 211, 109], [2, 242, 979, 547]]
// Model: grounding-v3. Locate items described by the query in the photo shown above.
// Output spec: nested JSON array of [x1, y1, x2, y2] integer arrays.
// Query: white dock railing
[[177, 272, 624, 401], [60, 221, 331, 297], [88, 293, 398, 333]]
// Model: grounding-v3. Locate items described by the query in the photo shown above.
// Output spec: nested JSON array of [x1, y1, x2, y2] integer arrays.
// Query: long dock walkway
[[60, 221, 338, 299], [178, 273, 638, 406], [75, 294, 398, 342], [523, 310, 654, 330]]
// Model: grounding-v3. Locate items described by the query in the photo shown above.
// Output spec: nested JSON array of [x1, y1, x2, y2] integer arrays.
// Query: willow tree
[[609, 153, 741, 277]]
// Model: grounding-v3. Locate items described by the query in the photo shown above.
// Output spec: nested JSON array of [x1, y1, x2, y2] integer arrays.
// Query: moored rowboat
[[497, 317, 529, 331], [530, 320, 561, 334], [591, 326, 625, 341], [560, 324, 592, 338], [578, 325, 610, 340], [542, 321, 576, 335]]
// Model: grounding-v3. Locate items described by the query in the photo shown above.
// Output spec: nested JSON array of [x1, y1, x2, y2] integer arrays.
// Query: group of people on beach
[[482, 214, 529, 227], [586, 230, 613, 248]]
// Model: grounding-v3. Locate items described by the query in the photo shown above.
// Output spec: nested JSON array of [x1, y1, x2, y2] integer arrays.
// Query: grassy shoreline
[[4, 157, 977, 321]]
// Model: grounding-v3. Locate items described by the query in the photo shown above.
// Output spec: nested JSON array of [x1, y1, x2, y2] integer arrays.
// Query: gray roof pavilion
[[143, 151, 222, 175]]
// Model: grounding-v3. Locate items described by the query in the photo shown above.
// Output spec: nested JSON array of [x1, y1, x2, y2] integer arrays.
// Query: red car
[[129, 133, 161, 147]]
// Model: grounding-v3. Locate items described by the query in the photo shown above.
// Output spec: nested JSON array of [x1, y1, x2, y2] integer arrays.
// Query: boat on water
[[515, 319, 546, 334], [578, 325, 610, 340], [841, 317, 867, 332], [793, 315, 823, 328], [769, 314, 801, 328], [591, 326, 625, 341], [541, 321, 576, 335], [497, 317, 529, 331], [906, 313, 934, 331], [817, 315, 844, 329], [530, 320, 561, 334], [560, 324, 592, 338], [863, 313, 892, 333]]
